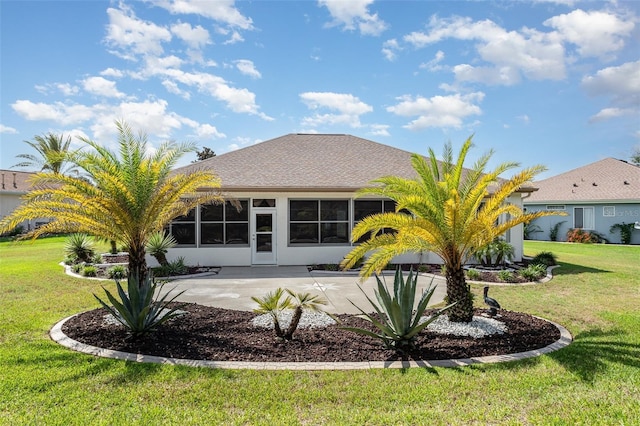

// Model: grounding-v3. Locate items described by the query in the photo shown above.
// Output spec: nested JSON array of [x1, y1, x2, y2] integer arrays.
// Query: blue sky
[[1, 0, 638, 179]]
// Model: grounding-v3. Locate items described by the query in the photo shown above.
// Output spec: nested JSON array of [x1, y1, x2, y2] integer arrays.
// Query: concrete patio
[[164, 266, 447, 314]]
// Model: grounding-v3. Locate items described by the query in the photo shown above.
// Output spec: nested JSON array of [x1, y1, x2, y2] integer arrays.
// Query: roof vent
[[592, 182, 597, 186], [573, 183, 578, 187], [624, 180, 630, 185], [1, 173, 4, 189], [12, 172, 17, 188]]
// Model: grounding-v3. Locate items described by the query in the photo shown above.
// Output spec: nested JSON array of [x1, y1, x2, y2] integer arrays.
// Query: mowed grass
[[1, 237, 639, 425]]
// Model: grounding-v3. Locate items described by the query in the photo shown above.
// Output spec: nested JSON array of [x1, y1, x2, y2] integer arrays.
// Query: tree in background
[[341, 136, 562, 323], [0, 121, 225, 280], [192, 146, 216, 162], [630, 146, 640, 166], [13, 132, 79, 175]]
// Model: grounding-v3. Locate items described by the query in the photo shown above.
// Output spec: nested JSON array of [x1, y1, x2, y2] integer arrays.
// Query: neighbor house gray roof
[[0, 170, 37, 194], [525, 158, 640, 204], [175, 133, 535, 193]]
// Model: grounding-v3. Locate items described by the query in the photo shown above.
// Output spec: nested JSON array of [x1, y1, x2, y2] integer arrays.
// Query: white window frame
[[574, 206, 595, 230]]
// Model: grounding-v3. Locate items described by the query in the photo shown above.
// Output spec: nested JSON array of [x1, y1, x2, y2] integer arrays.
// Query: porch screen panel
[[289, 200, 350, 245]]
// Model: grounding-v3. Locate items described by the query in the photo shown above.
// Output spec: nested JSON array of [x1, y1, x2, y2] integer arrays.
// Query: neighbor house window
[[169, 209, 196, 245], [603, 206, 615, 217], [574, 206, 595, 230], [546, 205, 566, 211], [200, 200, 249, 245], [289, 199, 349, 244]]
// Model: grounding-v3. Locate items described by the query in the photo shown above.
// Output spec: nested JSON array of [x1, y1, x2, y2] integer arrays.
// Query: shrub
[[324, 263, 339, 271], [466, 268, 482, 281], [343, 268, 455, 352], [531, 251, 557, 267], [146, 231, 177, 266], [610, 223, 635, 245], [252, 288, 327, 340], [567, 228, 607, 244], [474, 239, 514, 267], [107, 265, 128, 280], [497, 270, 516, 283], [71, 263, 83, 274], [549, 221, 566, 241], [64, 233, 96, 263], [94, 272, 185, 337], [82, 265, 97, 277], [519, 264, 547, 281], [154, 256, 188, 277]]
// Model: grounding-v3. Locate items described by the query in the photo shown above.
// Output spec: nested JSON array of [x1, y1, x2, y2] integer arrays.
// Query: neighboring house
[[0, 169, 50, 233], [524, 158, 640, 244], [166, 133, 536, 267]]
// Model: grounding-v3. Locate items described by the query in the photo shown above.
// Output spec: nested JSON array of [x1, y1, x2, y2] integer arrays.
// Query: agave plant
[[94, 271, 185, 338], [252, 288, 327, 340], [344, 268, 455, 352]]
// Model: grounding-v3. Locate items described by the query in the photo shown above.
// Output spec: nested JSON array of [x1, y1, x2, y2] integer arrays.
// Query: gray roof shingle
[[526, 158, 640, 203], [0, 170, 37, 194], [175, 133, 530, 193]]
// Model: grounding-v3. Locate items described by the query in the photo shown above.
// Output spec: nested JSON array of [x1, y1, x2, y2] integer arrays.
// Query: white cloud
[[161, 79, 191, 100], [518, 114, 531, 124], [11, 100, 95, 125], [195, 123, 225, 139], [300, 92, 373, 128], [100, 68, 124, 78], [386, 92, 484, 130], [170, 21, 211, 49], [152, 0, 253, 30], [319, 0, 388, 36], [582, 60, 640, 121], [544, 9, 635, 58], [588, 107, 636, 123], [382, 38, 400, 61], [234, 59, 261, 79], [420, 50, 446, 72], [82, 76, 126, 98], [223, 30, 244, 45], [105, 5, 172, 60], [403, 15, 567, 84], [369, 124, 390, 137], [0, 125, 18, 134]]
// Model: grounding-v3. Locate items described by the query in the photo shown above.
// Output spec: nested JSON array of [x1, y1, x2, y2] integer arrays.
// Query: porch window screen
[[289, 200, 350, 244], [200, 200, 249, 245], [574, 207, 595, 230], [353, 199, 396, 243]]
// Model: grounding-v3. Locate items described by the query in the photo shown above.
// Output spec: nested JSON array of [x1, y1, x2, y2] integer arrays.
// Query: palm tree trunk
[[154, 252, 169, 267], [128, 243, 148, 285], [446, 266, 474, 323], [285, 307, 303, 340]]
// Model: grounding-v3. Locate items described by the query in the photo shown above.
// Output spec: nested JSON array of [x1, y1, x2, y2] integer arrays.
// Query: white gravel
[[423, 315, 507, 338], [252, 310, 337, 329]]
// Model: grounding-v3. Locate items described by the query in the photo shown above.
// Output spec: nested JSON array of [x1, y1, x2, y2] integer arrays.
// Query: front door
[[251, 208, 276, 264]]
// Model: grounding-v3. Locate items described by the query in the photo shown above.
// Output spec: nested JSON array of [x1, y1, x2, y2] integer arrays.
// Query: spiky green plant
[[283, 290, 327, 340], [343, 268, 455, 352], [530, 251, 557, 267], [106, 264, 128, 280], [94, 272, 185, 338], [64, 233, 96, 264], [146, 231, 178, 267], [519, 264, 547, 281], [252, 288, 293, 339]]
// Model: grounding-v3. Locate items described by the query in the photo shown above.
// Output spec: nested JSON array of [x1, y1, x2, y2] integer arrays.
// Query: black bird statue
[[483, 286, 501, 317]]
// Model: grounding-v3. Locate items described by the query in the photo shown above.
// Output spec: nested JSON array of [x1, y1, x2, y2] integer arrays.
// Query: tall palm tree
[[0, 121, 224, 279], [13, 132, 79, 175], [341, 136, 561, 323]]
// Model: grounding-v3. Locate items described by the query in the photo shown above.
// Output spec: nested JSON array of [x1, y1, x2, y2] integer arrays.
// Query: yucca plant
[[531, 251, 557, 267], [106, 264, 128, 280], [146, 231, 177, 267], [94, 271, 185, 338], [64, 233, 96, 264], [344, 268, 455, 352], [252, 288, 327, 340]]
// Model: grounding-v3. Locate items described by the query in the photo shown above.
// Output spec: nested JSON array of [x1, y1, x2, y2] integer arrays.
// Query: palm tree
[[341, 136, 561, 323], [13, 132, 79, 175], [0, 121, 224, 279]]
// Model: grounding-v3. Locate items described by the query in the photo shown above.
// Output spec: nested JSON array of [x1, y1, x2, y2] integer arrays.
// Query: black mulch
[[61, 303, 561, 363]]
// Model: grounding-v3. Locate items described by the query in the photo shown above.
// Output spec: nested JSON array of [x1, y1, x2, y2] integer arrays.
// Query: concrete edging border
[[50, 314, 572, 371]]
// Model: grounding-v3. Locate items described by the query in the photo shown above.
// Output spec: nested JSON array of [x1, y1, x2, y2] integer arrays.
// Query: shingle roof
[[175, 133, 531, 193], [525, 158, 640, 203], [0, 170, 37, 194]]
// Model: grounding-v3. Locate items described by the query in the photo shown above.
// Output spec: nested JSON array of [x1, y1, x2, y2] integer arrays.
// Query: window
[[603, 206, 615, 217], [546, 205, 566, 211], [170, 209, 196, 245], [353, 199, 396, 243], [289, 199, 350, 244], [200, 200, 249, 245], [574, 207, 595, 230]]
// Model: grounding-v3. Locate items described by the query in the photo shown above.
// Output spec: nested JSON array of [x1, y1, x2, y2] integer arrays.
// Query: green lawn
[[1, 237, 639, 425]]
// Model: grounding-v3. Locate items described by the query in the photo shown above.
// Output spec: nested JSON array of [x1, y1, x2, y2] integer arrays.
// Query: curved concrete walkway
[[163, 266, 448, 314]]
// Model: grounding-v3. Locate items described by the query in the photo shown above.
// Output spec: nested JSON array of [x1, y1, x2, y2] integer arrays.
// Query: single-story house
[[0, 169, 50, 234], [165, 133, 536, 267], [524, 158, 640, 244]]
